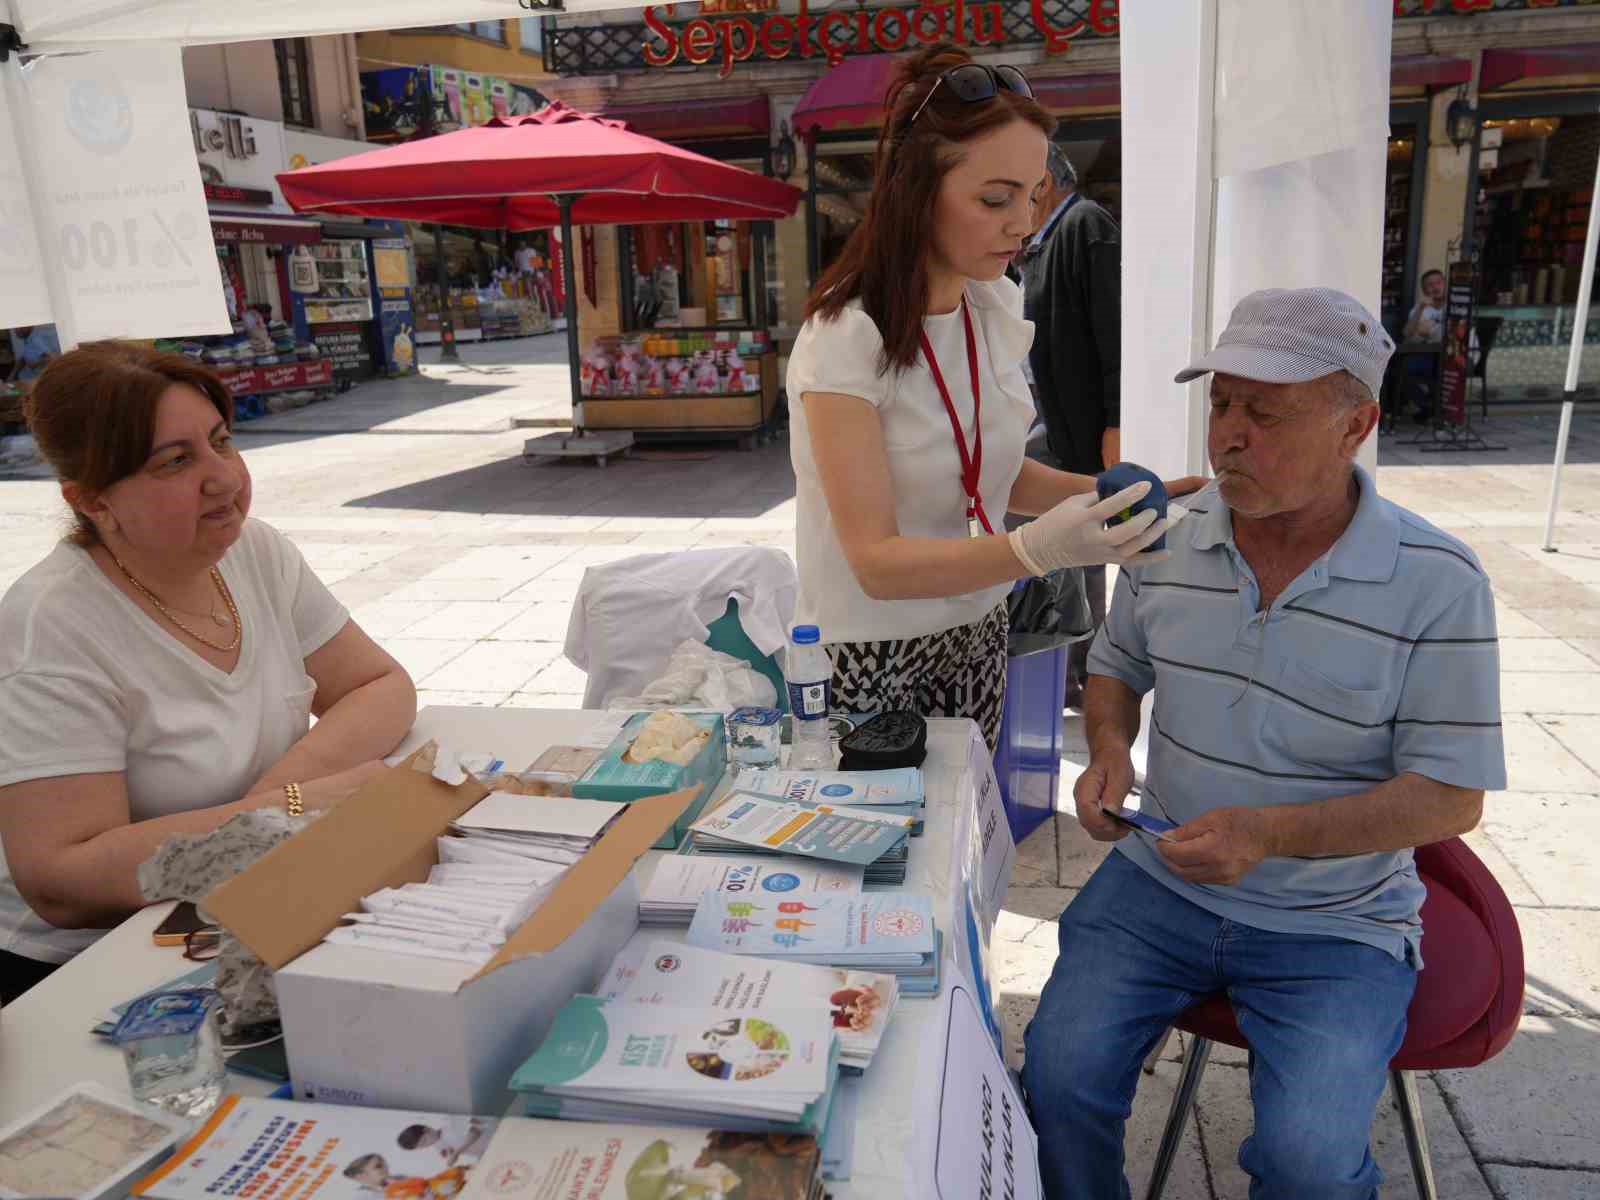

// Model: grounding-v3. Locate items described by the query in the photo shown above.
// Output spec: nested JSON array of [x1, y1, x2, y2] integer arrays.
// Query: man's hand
[[1157, 806, 1272, 885], [1073, 752, 1135, 842]]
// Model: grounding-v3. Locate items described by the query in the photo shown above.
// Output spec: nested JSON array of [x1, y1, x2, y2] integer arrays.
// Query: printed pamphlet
[[134, 1097, 497, 1200]]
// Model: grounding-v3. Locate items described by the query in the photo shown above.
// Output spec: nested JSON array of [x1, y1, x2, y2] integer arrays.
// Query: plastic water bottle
[[785, 625, 834, 770]]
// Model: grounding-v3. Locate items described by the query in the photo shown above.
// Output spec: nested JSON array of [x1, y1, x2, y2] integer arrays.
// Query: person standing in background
[[1019, 145, 1122, 708]]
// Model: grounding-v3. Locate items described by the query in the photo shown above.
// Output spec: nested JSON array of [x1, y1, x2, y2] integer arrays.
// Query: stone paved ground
[[2, 337, 1597, 1197]]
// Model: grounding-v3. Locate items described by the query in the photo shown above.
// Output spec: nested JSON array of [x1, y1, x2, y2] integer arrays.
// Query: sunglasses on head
[[905, 63, 1035, 131]]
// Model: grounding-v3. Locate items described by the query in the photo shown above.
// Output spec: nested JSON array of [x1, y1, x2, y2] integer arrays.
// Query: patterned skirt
[[826, 603, 1009, 751]]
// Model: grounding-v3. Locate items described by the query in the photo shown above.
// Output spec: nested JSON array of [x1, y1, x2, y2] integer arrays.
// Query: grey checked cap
[[1174, 287, 1394, 402]]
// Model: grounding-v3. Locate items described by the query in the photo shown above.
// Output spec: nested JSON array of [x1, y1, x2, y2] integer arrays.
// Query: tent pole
[[1542, 142, 1600, 552], [431, 223, 459, 363], [558, 194, 583, 438]]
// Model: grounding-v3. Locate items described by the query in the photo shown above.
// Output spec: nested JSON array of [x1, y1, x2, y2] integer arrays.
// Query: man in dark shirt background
[[1020, 145, 1122, 709]]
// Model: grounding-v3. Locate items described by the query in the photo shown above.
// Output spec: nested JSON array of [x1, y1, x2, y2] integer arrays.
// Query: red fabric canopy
[[277, 102, 801, 231], [792, 54, 899, 136]]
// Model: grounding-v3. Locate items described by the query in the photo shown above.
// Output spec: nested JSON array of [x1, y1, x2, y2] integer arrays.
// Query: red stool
[[1144, 838, 1523, 1200]]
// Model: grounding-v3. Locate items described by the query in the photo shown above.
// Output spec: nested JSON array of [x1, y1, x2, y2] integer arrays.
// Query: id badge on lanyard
[[921, 298, 994, 541]]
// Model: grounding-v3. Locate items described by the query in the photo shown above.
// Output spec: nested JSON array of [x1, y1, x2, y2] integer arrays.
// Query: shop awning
[[1481, 44, 1600, 90], [793, 54, 898, 135], [601, 95, 770, 141], [209, 212, 323, 245], [1390, 54, 1472, 89]]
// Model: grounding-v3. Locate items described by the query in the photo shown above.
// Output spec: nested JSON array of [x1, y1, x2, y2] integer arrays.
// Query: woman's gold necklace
[[106, 549, 242, 653]]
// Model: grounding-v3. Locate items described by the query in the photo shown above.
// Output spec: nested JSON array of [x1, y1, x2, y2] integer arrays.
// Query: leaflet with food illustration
[[600, 940, 897, 1068], [640, 857, 863, 924], [509, 997, 834, 1123], [133, 1096, 497, 1200], [739, 768, 924, 808], [685, 892, 938, 971], [688, 793, 911, 867], [455, 1118, 822, 1200]]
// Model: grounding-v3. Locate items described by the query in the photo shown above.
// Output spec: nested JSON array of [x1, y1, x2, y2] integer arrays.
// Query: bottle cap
[[791, 625, 820, 645]]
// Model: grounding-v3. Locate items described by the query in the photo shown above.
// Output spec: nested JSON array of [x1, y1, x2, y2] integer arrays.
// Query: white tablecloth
[[0, 708, 986, 1200]]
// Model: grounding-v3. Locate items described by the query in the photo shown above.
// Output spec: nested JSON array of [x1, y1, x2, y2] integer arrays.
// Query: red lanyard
[[919, 297, 994, 536]]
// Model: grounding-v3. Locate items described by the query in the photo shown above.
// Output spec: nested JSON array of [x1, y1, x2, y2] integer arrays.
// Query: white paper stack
[[600, 939, 898, 1073], [639, 857, 864, 925], [449, 792, 627, 863], [323, 830, 576, 966]]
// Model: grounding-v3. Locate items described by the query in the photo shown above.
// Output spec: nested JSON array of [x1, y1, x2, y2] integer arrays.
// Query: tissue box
[[572, 711, 727, 849]]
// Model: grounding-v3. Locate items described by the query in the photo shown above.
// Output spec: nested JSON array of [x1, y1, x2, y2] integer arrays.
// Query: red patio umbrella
[[278, 102, 802, 428]]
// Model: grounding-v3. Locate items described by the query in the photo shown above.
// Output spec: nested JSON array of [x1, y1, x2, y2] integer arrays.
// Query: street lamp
[[1447, 97, 1479, 151], [770, 121, 797, 183]]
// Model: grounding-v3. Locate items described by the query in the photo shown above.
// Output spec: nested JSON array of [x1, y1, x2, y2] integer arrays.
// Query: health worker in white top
[[787, 45, 1199, 749], [0, 343, 417, 1004]]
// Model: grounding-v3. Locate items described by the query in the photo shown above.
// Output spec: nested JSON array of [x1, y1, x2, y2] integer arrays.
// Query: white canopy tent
[[2, 0, 1393, 428], [1118, 0, 1392, 777]]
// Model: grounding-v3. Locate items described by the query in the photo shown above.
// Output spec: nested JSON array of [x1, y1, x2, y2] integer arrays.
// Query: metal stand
[[522, 429, 634, 468]]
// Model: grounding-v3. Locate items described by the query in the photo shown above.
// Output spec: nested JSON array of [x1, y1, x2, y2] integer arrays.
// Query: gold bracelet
[[284, 782, 304, 818]]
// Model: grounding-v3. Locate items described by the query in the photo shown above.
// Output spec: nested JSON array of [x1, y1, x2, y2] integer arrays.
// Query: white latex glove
[[1008, 482, 1184, 573]]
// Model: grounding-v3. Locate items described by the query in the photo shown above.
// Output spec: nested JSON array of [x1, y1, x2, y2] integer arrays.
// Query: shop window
[[518, 18, 544, 53], [275, 39, 314, 128], [452, 21, 506, 42]]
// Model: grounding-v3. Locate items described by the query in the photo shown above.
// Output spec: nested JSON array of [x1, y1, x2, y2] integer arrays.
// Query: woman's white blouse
[[0, 519, 349, 963], [786, 276, 1036, 644]]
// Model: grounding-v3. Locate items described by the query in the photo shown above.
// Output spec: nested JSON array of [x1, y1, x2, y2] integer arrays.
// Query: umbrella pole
[[432, 223, 460, 363], [1543, 145, 1600, 552], [559, 194, 584, 440]]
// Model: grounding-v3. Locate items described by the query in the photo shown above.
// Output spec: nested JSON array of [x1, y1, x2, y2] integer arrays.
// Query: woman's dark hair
[[24, 341, 235, 546], [804, 44, 1055, 372]]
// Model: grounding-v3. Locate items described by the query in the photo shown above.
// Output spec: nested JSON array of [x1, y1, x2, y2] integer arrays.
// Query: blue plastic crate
[[993, 643, 1067, 846]]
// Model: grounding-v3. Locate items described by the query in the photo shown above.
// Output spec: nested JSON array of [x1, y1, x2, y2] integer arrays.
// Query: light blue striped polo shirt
[[1087, 466, 1506, 965]]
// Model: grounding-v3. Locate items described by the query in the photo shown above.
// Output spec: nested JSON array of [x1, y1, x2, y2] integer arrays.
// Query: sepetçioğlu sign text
[[643, 0, 1119, 78]]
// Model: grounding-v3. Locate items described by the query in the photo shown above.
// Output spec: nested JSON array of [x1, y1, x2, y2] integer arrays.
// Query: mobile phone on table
[[1100, 805, 1178, 842], [152, 901, 208, 946]]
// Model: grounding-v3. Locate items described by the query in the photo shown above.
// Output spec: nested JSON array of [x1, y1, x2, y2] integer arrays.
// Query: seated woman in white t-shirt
[[787, 46, 1200, 748], [0, 342, 417, 1004]]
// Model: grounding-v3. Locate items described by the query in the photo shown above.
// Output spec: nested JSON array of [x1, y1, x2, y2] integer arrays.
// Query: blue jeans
[[1020, 851, 1416, 1200]]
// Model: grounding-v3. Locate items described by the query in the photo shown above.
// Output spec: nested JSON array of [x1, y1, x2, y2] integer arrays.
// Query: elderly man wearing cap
[[1020, 288, 1506, 1200]]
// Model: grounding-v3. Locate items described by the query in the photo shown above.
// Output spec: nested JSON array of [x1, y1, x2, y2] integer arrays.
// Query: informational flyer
[[690, 793, 912, 866]]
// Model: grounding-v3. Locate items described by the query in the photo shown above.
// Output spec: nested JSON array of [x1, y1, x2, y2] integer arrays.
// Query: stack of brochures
[[510, 996, 841, 1137], [639, 857, 864, 925], [686, 891, 943, 997], [599, 939, 898, 1073], [132, 1096, 498, 1200], [683, 791, 914, 887], [739, 767, 926, 832], [457, 1117, 824, 1200]]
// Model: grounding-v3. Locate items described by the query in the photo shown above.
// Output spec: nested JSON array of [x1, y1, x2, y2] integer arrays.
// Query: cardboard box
[[572, 712, 727, 849], [204, 760, 695, 1116]]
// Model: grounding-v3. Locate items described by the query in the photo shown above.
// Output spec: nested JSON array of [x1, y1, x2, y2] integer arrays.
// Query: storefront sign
[[315, 320, 376, 382], [192, 107, 290, 207], [13, 47, 231, 340], [642, 0, 1120, 75], [203, 183, 275, 205], [217, 359, 334, 397], [211, 219, 321, 246], [305, 299, 374, 323]]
